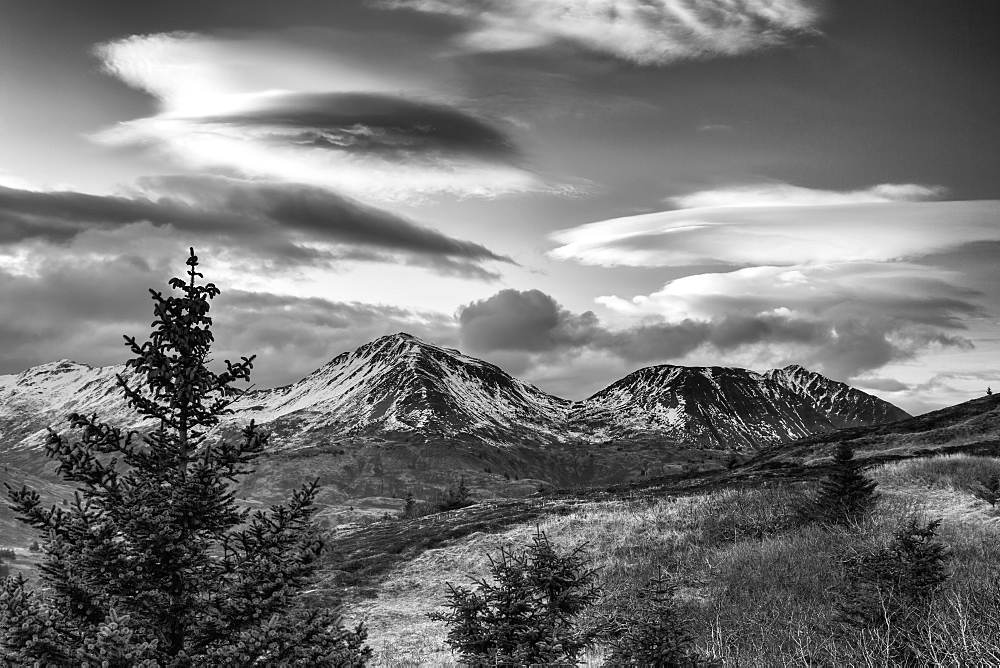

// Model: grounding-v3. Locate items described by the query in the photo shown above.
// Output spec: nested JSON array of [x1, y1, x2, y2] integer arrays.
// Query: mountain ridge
[[0, 332, 910, 453]]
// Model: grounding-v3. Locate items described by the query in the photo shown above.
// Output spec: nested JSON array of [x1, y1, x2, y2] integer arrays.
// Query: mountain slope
[[765, 365, 911, 428], [743, 393, 1000, 471], [568, 365, 840, 449], [0, 360, 138, 453], [227, 333, 572, 446]]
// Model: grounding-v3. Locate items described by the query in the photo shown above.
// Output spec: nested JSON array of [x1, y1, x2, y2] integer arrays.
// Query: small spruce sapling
[[836, 517, 951, 666], [809, 442, 878, 526], [1, 249, 370, 666], [429, 528, 602, 665], [602, 570, 712, 667], [972, 472, 1000, 509]]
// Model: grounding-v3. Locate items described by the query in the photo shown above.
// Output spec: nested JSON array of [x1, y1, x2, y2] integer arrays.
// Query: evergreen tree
[[835, 517, 950, 666], [436, 476, 473, 512], [972, 472, 1000, 509], [399, 491, 417, 519], [1, 249, 370, 666], [602, 570, 713, 667], [810, 442, 878, 526], [429, 529, 601, 665]]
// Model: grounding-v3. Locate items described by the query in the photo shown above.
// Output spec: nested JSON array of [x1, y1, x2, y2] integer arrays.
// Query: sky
[[0, 0, 997, 414]]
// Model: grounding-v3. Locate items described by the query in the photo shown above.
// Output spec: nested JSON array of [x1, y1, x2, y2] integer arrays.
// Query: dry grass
[[347, 455, 1000, 666]]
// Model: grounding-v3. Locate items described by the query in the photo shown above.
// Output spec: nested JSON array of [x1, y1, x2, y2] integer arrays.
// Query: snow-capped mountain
[[226, 333, 572, 446], [0, 360, 139, 453], [0, 333, 909, 455], [764, 365, 910, 428], [569, 365, 847, 449]]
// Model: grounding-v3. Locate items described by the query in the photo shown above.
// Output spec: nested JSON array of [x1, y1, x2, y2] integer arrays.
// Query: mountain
[[764, 365, 910, 428], [0, 334, 909, 458], [226, 333, 571, 447], [741, 392, 1000, 473], [0, 360, 137, 453], [570, 365, 846, 450]]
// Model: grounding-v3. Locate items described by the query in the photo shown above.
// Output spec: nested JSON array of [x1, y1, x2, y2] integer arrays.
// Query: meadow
[[344, 453, 1000, 666]]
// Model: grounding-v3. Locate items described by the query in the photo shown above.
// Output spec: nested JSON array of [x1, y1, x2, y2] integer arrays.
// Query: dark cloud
[[0, 259, 457, 388], [853, 377, 911, 393], [201, 92, 520, 161], [458, 289, 597, 353], [0, 178, 512, 277], [457, 288, 977, 390]]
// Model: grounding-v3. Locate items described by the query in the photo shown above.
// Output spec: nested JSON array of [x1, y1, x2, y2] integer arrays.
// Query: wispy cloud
[[376, 0, 822, 65], [548, 183, 998, 267], [92, 32, 550, 202]]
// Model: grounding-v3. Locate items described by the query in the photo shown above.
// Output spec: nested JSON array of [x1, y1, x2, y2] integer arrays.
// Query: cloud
[[93, 32, 549, 202], [0, 255, 457, 388], [852, 377, 910, 393], [377, 0, 822, 65], [596, 262, 981, 377], [549, 183, 999, 267], [458, 277, 980, 389], [200, 92, 520, 162], [537, 182, 999, 394], [0, 177, 512, 279]]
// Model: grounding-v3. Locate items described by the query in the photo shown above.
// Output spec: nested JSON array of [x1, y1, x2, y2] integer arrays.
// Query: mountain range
[[0, 333, 908, 455]]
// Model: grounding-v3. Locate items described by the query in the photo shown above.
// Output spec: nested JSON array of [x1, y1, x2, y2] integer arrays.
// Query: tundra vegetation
[[3, 250, 1000, 666]]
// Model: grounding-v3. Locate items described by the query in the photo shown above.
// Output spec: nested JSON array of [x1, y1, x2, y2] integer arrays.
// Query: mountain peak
[[765, 365, 910, 427]]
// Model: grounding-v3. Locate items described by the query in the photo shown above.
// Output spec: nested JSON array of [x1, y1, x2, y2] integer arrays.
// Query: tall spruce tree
[[0, 249, 370, 666], [810, 442, 878, 526]]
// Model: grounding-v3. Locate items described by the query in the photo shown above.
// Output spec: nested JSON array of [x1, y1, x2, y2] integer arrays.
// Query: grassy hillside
[[332, 453, 1000, 666]]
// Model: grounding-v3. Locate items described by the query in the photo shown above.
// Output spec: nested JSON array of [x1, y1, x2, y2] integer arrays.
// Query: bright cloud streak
[[378, 0, 821, 64], [549, 184, 1000, 267], [93, 32, 551, 203]]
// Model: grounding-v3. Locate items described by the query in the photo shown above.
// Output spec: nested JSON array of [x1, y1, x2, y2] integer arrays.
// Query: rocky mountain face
[[570, 365, 839, 449], [0, 333, 909, 455], [764, 365, 911, 428]]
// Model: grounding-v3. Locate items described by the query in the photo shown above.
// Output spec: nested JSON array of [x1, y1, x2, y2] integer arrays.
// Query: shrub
[[1, 249, 369, 666], [602, 570, 713, 667], [429, 528, 602, 665], [28, 542, 40, 553], [807, 443, 878, 526], [436, 477, 474, 512], [0, 549, 14, 561], [835, 517, 951, 665]]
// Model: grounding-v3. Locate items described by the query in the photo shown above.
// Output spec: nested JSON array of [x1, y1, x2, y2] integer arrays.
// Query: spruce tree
[[1, 249, 370, 666], [836, 517, 950, 665], [972, 472, 1000, 509], [810, 442, 878, 526], [602, 570, 712, 667], [430, 529, 601, 665]]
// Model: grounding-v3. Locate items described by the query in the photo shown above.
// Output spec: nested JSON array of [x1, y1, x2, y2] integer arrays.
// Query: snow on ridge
[[1, 336, 909, 454]]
